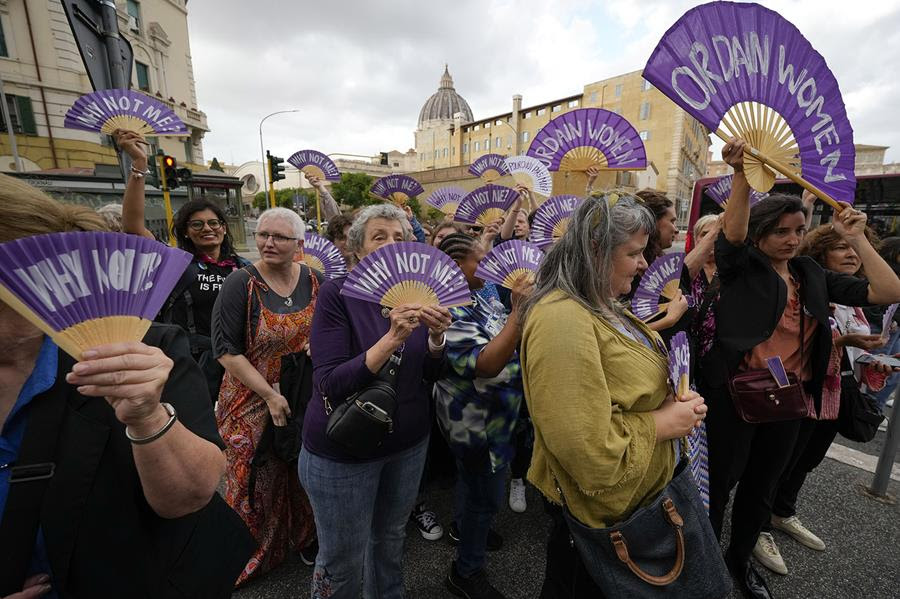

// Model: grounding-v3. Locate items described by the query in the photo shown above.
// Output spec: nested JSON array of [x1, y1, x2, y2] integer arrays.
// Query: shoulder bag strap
[[0, 391, 68, 595], [694, 274, 720, 327]]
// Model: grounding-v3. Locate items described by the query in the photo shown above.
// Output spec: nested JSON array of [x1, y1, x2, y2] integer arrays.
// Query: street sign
[[59, 0, 134, 91]]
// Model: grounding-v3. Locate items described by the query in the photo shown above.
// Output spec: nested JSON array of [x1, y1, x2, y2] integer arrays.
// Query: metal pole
[[0, 74, 23, 171], [98, 0, 133, 181], [158, 153, 175, 247], [258, 109, 299, 200], [869, 386, 900, 497]]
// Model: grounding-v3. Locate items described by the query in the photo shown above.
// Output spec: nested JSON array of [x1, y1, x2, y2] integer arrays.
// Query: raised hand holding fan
[[454, 184, 519, 226], [643, 1, 854, 210], [504, 155, 554, 197], [631, 252, 691, 321], [64, 89, 189, 137], [341, 242, 472, 308], [706, 174, 767, 208], [427, 186, 466, 217], [370, 175, 425, 206], [302, 233, 347, 279], [475, 240, 544, 289], [529, 195, 584, 248], [288, 150, 341, 181], [469, 153, 510, 182], [0, 232, 192, 359]]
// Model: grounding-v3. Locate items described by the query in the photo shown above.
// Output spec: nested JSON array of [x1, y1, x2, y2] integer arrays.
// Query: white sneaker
[[509, 478, 527, 513], [771, 515, 826, 551], [753, 532, 788, 576]]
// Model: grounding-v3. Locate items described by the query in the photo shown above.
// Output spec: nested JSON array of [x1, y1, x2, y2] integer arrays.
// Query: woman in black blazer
[[698, 141, 900, 599]]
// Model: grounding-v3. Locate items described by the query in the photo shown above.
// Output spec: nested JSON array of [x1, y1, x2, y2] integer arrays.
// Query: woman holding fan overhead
[[701, 140, 900, 599], [300, 204, 452, 599], [211, 207, 323, 584]]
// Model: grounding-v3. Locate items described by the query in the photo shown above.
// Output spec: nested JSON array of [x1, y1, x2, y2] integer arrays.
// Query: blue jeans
[[298, 437, 429, 599], [453, 458, 507, 578]]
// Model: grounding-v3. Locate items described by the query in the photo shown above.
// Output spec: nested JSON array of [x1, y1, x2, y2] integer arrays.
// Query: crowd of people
[[2, 132, 899, 599]]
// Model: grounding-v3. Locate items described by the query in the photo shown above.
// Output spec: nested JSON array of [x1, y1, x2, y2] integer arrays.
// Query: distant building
[[706, 144, 900, 179]]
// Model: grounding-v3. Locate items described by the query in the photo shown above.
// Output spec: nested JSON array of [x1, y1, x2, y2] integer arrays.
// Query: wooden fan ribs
[[720, 102, 800, 194]]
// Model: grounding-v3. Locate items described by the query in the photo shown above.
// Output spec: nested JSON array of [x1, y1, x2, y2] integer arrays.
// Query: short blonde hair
[[0, 174, 108, 242], [257, 207, 306, 238], [693, 214, 719, 240]]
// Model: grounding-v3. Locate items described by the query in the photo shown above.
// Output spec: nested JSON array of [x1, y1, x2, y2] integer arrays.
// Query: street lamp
[[258, 109, 299, 197]]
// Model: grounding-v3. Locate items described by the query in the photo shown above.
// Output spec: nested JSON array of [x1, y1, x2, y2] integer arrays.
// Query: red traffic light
[[163, 155, 176, 168]]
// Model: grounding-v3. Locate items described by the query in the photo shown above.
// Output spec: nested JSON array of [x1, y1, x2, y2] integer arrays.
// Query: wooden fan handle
[[714, 129, 844, 213]]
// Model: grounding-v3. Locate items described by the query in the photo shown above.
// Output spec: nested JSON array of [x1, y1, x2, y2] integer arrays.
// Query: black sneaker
[[299, 538, 318, 566], [447, 522, 503, 551], [445, 562, 507, 599], [410, 503, 444, 541]]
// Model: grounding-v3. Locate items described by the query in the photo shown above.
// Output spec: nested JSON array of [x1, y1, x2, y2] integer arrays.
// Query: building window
[[639, 101, 651, 120], [433, 150, 437, 158], [496, 119, 504, 125], [473, 124, 480, 131], [442, 148, 447, 157], [485, 122, 491, 128], [484, 138, 489, 150], [126, 0, 142, 30], [641, 79, 653, 91], [568, 99, 579, 108], [552, 104, 561, 113], [536, 107, 546, 116], [0, 19, 8, 57], [589, 92, 597, 103], [523, 111, 530, 119], [522, 131, 530, 143], [0, 95, 38, 135], [639, 130, 650, 140], [614, 84, 623, 97], [451, 147, 455, 156], [183, 138, 193, 163], [463, 143, 468, 154], [474, 141, 480, 151], [135, 61, 151, 92], [495, 137, 501, 148]]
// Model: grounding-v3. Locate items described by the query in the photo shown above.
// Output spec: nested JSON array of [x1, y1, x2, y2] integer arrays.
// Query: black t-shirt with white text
[[169, 261, 236, 338]]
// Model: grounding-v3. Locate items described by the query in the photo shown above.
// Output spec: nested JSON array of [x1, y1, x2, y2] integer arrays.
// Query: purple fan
[[687, 422, 710, 512], [0, 231, 192, 359], [475, 240, 544, 289], [669, 331, 691, 396], [341, 242, 472, 308], [469, 153, 510, 182], [427, 186, 466, 216], [643, 1, 855, 205], [64, 89, 188, 137], [302, 233, 347, 279], [706, 174, 768, 208], [526, 108, 647, 172], [529, 195, 584, 248], [631, 252, 687, 321], [370, 174, 424, 205], [454, 184, 519, 226], [288, 150, 341, 181]]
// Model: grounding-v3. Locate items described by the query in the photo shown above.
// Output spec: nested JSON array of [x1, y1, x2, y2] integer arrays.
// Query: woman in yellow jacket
[[520, 192, 707, 598]]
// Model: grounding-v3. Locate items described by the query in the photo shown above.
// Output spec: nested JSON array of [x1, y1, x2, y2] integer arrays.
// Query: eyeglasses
[[254, 232, 298, 244], [188, 219, 224, 231]]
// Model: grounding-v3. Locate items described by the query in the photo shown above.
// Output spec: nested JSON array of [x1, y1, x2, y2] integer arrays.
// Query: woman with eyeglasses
[[211, 207, 323, 585], [113, 130, 251, 403]]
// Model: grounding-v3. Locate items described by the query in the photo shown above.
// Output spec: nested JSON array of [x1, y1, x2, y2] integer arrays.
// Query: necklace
[[284, 296, 293, 307]]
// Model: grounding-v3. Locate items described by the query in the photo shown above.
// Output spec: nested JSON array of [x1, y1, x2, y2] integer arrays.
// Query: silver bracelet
[[130, 165, 149, 178], [126, 403, 177, 444]]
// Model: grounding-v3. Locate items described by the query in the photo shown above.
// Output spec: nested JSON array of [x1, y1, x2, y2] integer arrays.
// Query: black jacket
[[700, 233, 870, 407], [4, 324, 254, 598]]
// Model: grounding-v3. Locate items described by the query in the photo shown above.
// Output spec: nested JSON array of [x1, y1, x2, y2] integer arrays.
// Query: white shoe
[[753, 532, 788, 576], [509, 478, 527, 513], [771, 515, 826, 551]]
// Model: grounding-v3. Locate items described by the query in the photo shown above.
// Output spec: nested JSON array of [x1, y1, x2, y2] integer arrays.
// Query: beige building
[[0, 0, 208, 172], [706, 144, 900, 179], [412, 67, 710, 223]]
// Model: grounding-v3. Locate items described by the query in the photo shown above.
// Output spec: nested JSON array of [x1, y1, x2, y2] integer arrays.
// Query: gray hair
[[258, 207, 305, 238], [521, 191, 656, 320], [96, 203, 123, 232], [347, 203, 409, 253], [693, 214, 719, 240]]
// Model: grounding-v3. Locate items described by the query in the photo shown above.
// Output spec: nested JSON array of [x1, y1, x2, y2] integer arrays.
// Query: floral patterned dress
[[216, 268, 319, 585]]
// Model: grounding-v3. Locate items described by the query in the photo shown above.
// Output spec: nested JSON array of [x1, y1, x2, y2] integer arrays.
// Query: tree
[[209, 157, 224, 172], [252, 187, 315, 213], [406, 196, 424, 218], [330, 172, 375, 209]]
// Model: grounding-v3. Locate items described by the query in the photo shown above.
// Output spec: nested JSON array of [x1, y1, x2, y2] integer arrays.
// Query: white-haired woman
[[300, 203, 452, 599], [212, 207, 323, 584], [520, 192, 708, 597]]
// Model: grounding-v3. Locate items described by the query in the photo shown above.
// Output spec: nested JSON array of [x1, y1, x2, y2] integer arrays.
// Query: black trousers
[[771, 418, 839, 519], [540, 501, 606, 599], [511, 402, 534, 480], [704, 385, 803, 566]]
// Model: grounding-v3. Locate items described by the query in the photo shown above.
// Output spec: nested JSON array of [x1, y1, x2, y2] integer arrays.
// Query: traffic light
[[146, 154, 160, 188], [380, 152, 389, 166], [267, 150, 286, 182], [162, 154, 178, 189]]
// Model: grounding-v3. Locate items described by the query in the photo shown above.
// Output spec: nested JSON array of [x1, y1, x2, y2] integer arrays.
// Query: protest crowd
[[1, 4, 899, 599]]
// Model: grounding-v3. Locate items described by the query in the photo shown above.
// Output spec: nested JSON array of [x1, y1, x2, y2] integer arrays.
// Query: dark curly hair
[[747, 194, 807, 243], [325, 213, 354, 243], [801, 223, 880, 276], [172, 199, 236, 258], [635, 189, 674, 263]]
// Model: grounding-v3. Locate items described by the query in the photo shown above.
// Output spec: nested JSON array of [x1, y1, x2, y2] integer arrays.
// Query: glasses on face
[[188, 219, 224, 231], [254, 232, 298, 245]]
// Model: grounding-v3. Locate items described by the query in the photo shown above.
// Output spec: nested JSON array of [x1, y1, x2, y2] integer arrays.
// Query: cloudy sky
[[187, 0, 900, 167]]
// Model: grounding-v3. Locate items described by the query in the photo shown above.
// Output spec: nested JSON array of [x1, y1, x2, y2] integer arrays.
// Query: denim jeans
[[453, 458, 507, 578], [298, 437, 428, 599]]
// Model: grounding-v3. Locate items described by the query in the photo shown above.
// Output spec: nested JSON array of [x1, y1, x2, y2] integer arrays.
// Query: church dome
[[417, 65, 473, 129]]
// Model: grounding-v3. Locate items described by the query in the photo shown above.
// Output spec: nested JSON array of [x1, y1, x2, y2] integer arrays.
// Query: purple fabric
[[370, 175, 424, 200], [525, 108, 647, 170], [474, 240, 543, 288], [706, 174, 767, 207], [303, 277, 445, 462], [303, 233, 348, 279], [64, 89, 188, 135], [0, 231, 191, 331], [288, 150, 341, 180], [643, 1, 856, 203], [529, 195, 583, 248], [454, 184, 519, 225], [468, 153, 510, 179], [631, 252, 686, 320]]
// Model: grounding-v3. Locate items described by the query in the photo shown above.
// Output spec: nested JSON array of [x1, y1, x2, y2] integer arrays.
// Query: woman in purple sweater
[[300, 203, 451, 599]]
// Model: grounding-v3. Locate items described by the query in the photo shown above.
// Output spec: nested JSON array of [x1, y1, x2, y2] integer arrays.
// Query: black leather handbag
[[837, 353, 885, 443], [324, 350, 401, 458]]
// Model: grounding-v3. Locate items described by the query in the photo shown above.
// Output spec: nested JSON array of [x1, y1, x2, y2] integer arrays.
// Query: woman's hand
[[480, 218, 503, 248], [263, 390, 291, 426], [386, 303, 423, 346], [113, 129, 148, 169], [509, 274, 535, 314], [420, 305, 452, 341], [721, 138, 746, 172], [839, 333, 885, 351], [66, 342, 173, 432], [585, 166, 602, 191], [654, 393, 707, 441], [2, 574, 52, 599], [666, 290, 690, 320], [831, 202, 868, 241], [306, 174, 326, 191]]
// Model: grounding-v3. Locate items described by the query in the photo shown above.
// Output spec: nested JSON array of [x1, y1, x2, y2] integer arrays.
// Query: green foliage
[[330, 172, 375, 209], [252, 187, 315, 213], [405, 196, 423, 217]]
